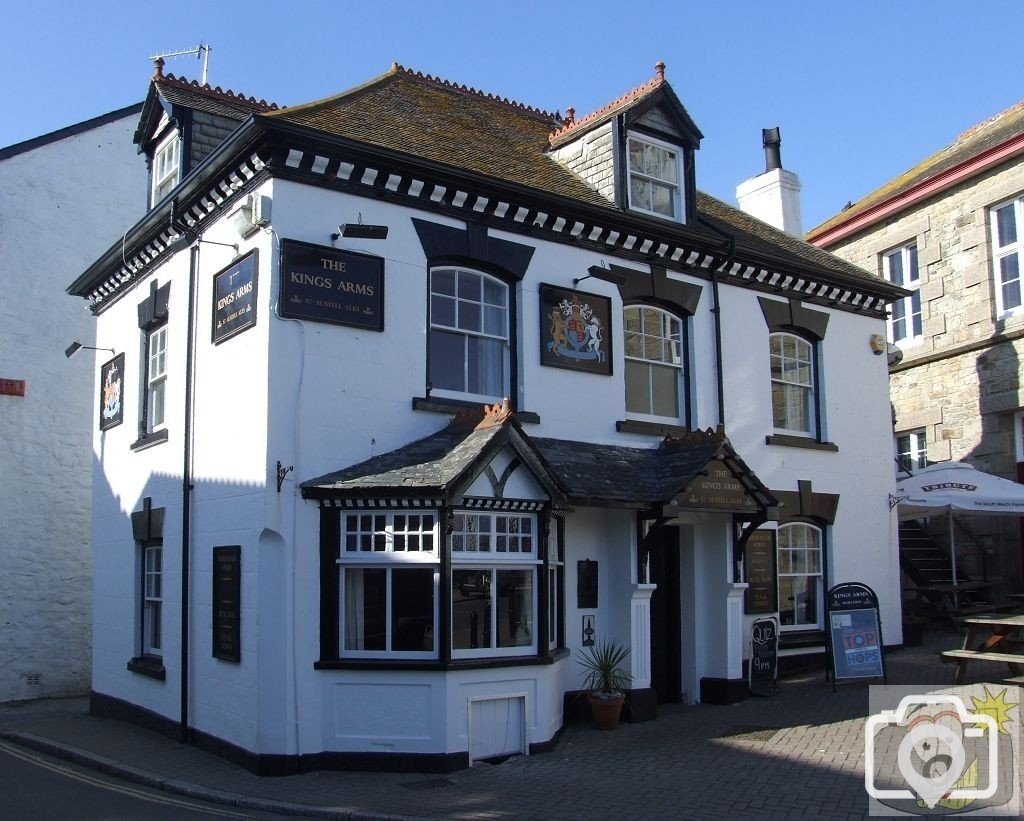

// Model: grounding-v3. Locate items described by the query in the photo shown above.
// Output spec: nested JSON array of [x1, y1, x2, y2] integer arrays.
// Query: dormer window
[[152, 134, 180, 204], [627, 134, 681, 220]]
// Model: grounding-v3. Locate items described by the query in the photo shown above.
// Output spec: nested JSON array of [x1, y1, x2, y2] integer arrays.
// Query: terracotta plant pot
[[588, 692, 625, 730]]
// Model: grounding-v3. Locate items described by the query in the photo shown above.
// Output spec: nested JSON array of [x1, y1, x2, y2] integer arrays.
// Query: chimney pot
[[762, 127, 782, 172]]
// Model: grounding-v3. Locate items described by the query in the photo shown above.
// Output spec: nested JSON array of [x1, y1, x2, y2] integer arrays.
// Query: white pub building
[[70, 60, 906, 772]]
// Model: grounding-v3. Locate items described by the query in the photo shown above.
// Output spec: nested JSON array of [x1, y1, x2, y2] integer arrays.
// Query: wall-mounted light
[[230, 194, 270, 238], [65, 341, 116, 359], [330, 214, 389, 242]]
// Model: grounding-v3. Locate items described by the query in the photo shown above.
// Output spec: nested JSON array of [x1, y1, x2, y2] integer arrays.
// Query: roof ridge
[[549, 61, 666, 142], [957, 97, 1024, 142], [152, 59, 280, 110], [393, 63, 560, 123]]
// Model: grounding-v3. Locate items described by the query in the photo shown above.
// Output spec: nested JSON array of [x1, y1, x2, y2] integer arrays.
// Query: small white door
[[469, 695, 525, 762]]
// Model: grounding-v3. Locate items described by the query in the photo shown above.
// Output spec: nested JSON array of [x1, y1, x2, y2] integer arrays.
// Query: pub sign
[[280, 239, 384, 331], [539, 284, 611, 375], [744, 529, 778, 614], [213, 546, 241, 662], [99, 353, 125, 430], [212, 250, 258, 344]]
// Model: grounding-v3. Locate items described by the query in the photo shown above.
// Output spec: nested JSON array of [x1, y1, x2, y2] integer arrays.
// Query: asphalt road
[[0, 739, 291, 820]]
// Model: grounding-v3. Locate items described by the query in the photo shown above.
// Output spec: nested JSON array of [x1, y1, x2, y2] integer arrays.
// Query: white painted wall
[[0, 111, 144, 702]]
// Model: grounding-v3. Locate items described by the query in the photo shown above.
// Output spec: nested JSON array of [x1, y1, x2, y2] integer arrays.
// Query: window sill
[[412, 396, 540, 424], [131, 429, 169, 452], [127, 656, 166, 680], [315, 650, 563, 672], [616, 419, 689, 437], [765, 434, 838, 452]]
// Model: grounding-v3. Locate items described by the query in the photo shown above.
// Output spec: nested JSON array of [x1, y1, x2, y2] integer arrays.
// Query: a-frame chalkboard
[[825, 582, 886, 691]]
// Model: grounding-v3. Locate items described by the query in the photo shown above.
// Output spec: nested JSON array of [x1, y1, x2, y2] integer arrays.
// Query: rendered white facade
[[78, 67, 903, 771], [0, 108, 144, 702]]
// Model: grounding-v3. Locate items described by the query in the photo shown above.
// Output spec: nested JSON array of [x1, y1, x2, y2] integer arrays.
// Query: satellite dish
[[886, 342, 903, 367]]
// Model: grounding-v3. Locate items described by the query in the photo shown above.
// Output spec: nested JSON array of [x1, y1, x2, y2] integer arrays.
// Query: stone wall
[[0, 112, 145, 701]]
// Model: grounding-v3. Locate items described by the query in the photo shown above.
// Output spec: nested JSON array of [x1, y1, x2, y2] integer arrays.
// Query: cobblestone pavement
[[1, 629, 1022, 820]]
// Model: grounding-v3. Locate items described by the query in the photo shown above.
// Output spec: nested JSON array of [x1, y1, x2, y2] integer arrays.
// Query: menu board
[[213, 546, 241, 662]]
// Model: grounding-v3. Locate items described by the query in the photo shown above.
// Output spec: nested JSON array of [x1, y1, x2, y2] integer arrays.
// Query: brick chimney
[[736, 127, 803, 237]]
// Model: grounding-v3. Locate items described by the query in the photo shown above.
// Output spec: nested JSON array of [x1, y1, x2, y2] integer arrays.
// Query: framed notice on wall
[[212, 250, 258, 344], [744, 530, 777, 614], [213, 546, 241, 662], [99, 353, 125, 431], [279, 239, 384, 331]]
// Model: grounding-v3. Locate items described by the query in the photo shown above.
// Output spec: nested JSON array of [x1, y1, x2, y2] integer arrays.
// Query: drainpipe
[[180, 242, 199, 742], [696, 217, 735, 429]]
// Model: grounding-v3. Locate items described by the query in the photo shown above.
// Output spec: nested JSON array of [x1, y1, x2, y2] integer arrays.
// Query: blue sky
[[3, 0, 1022, 232]]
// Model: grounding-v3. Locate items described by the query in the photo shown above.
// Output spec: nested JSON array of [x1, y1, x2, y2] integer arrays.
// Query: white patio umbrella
[[894, 461, 1024, 584]]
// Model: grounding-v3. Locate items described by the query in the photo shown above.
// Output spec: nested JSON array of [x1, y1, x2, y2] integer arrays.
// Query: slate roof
[[808, 98, 1024, 240], [302, 407, 772, 511], [264, 64, 886, 292]]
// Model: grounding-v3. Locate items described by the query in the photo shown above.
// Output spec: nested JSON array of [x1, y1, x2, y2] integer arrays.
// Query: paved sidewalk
[[1, 630, 1022, 820]]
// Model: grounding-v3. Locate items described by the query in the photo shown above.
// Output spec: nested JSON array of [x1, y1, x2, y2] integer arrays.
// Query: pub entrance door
[[648, 525, 682, 703]]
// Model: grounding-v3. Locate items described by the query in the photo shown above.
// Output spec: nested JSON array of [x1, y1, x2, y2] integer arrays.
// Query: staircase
[[899, 520, 962, 588]]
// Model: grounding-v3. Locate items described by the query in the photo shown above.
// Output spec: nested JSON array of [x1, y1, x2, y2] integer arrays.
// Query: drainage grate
[[401, 778, 455, 791], [716, 725, 780, 742]]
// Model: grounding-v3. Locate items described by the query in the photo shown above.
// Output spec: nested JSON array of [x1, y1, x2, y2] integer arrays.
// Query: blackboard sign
[[826, 582, 885, 687], [749, 617, 780, 696], [213, 546, 241, 662], [212, 251, 258, 344], [577, 560, 598, 609], [280, 239, 384, 331], [744, 530, 777, 614]]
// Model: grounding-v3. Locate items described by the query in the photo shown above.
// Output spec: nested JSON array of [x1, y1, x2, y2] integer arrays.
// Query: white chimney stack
[[736, 127, 803, 237]]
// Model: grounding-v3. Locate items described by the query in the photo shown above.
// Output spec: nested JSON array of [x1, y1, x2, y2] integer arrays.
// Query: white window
[[883, 243, 922, 343], [991, 197, 1024, 316], [146, 325, 167, 432], [152, 135, 180, 204], [429, 268, 509, 402], [777, 523, 823, 630], [627, 135, 682, 220], [624, 305, 685, 420], [769, 332, 816, 436], [143, 543, 162, 656], [339, 512, 439, 658], [451, 511, 537, 659], [895, 430, 928, 473]]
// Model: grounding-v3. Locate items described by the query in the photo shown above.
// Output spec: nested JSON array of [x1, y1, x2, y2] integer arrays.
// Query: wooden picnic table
[[940, 613, 1024, 683], [906, 581, 998, 625]]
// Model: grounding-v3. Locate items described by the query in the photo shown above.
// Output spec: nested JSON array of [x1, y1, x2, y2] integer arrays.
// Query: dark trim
[[126, 656, 166, 680], [773, 480, 840, 525], [92, 691, 175, 737], [779, 629, 826, 650], [180, 245, 199, 742], [758, 296, 830, 341], [412, 396, 540, 424], [0, 103, 143, 161], [623, 687, 657, 722], [765, 434, 838, 452], [616, 419, 690, 437], [130, 429, 169, 451], [699, 677, 748, 705], [411, 218, 535, 282], [313, 653, 559, 671]]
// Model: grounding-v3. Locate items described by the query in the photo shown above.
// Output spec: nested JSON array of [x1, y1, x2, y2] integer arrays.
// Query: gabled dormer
[[548, 62, 702, 225], [134, 58, 280, 209]]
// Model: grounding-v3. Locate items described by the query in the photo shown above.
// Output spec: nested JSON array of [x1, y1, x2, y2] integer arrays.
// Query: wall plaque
[[671, 460, 759, 514], [280, 239, 384, 331], [99, 353, 125, 430], [744, 530, 777, 614], [212, 250, 258, 344], [213, 546, 241, 662], [539, 284, 611, 375]]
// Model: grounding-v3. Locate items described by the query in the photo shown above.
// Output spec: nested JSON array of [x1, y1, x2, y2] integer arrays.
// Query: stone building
[[807, 101, 1024, 592], [0, 105, 144, 701], [71, 62, 904, 772]]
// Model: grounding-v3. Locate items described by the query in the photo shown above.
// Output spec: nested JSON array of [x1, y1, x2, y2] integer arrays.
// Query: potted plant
[[576, 639, 632, 730]]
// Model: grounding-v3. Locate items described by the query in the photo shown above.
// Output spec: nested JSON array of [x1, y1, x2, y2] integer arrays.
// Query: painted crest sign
[[99, 353, 124, 431], [539, 283, 612, 375]]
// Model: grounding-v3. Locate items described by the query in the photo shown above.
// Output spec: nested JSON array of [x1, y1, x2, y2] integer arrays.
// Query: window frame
[[141, 540, 163, 657], [769, 331, 818, 438], [427, 267, 511, 405], [623, 304, 688, 423], [151, 134, 180, 205], [143, 324, 168, 435], [895, 430, 928, 473], [626, 132, 683, 221], [990, 196, 1024, 318], [337, 511, 440, 660], [776, 523, 824, 632], [882, 242, 922, 344]]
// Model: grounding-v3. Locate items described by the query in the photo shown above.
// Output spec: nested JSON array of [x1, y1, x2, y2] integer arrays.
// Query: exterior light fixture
[[65, 341, 116, 359], [229, 194, 270, 238], [330, 213, 389, 242]]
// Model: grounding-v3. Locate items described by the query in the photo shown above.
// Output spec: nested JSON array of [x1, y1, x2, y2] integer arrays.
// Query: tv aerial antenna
[[149, 43, 212, 84]]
